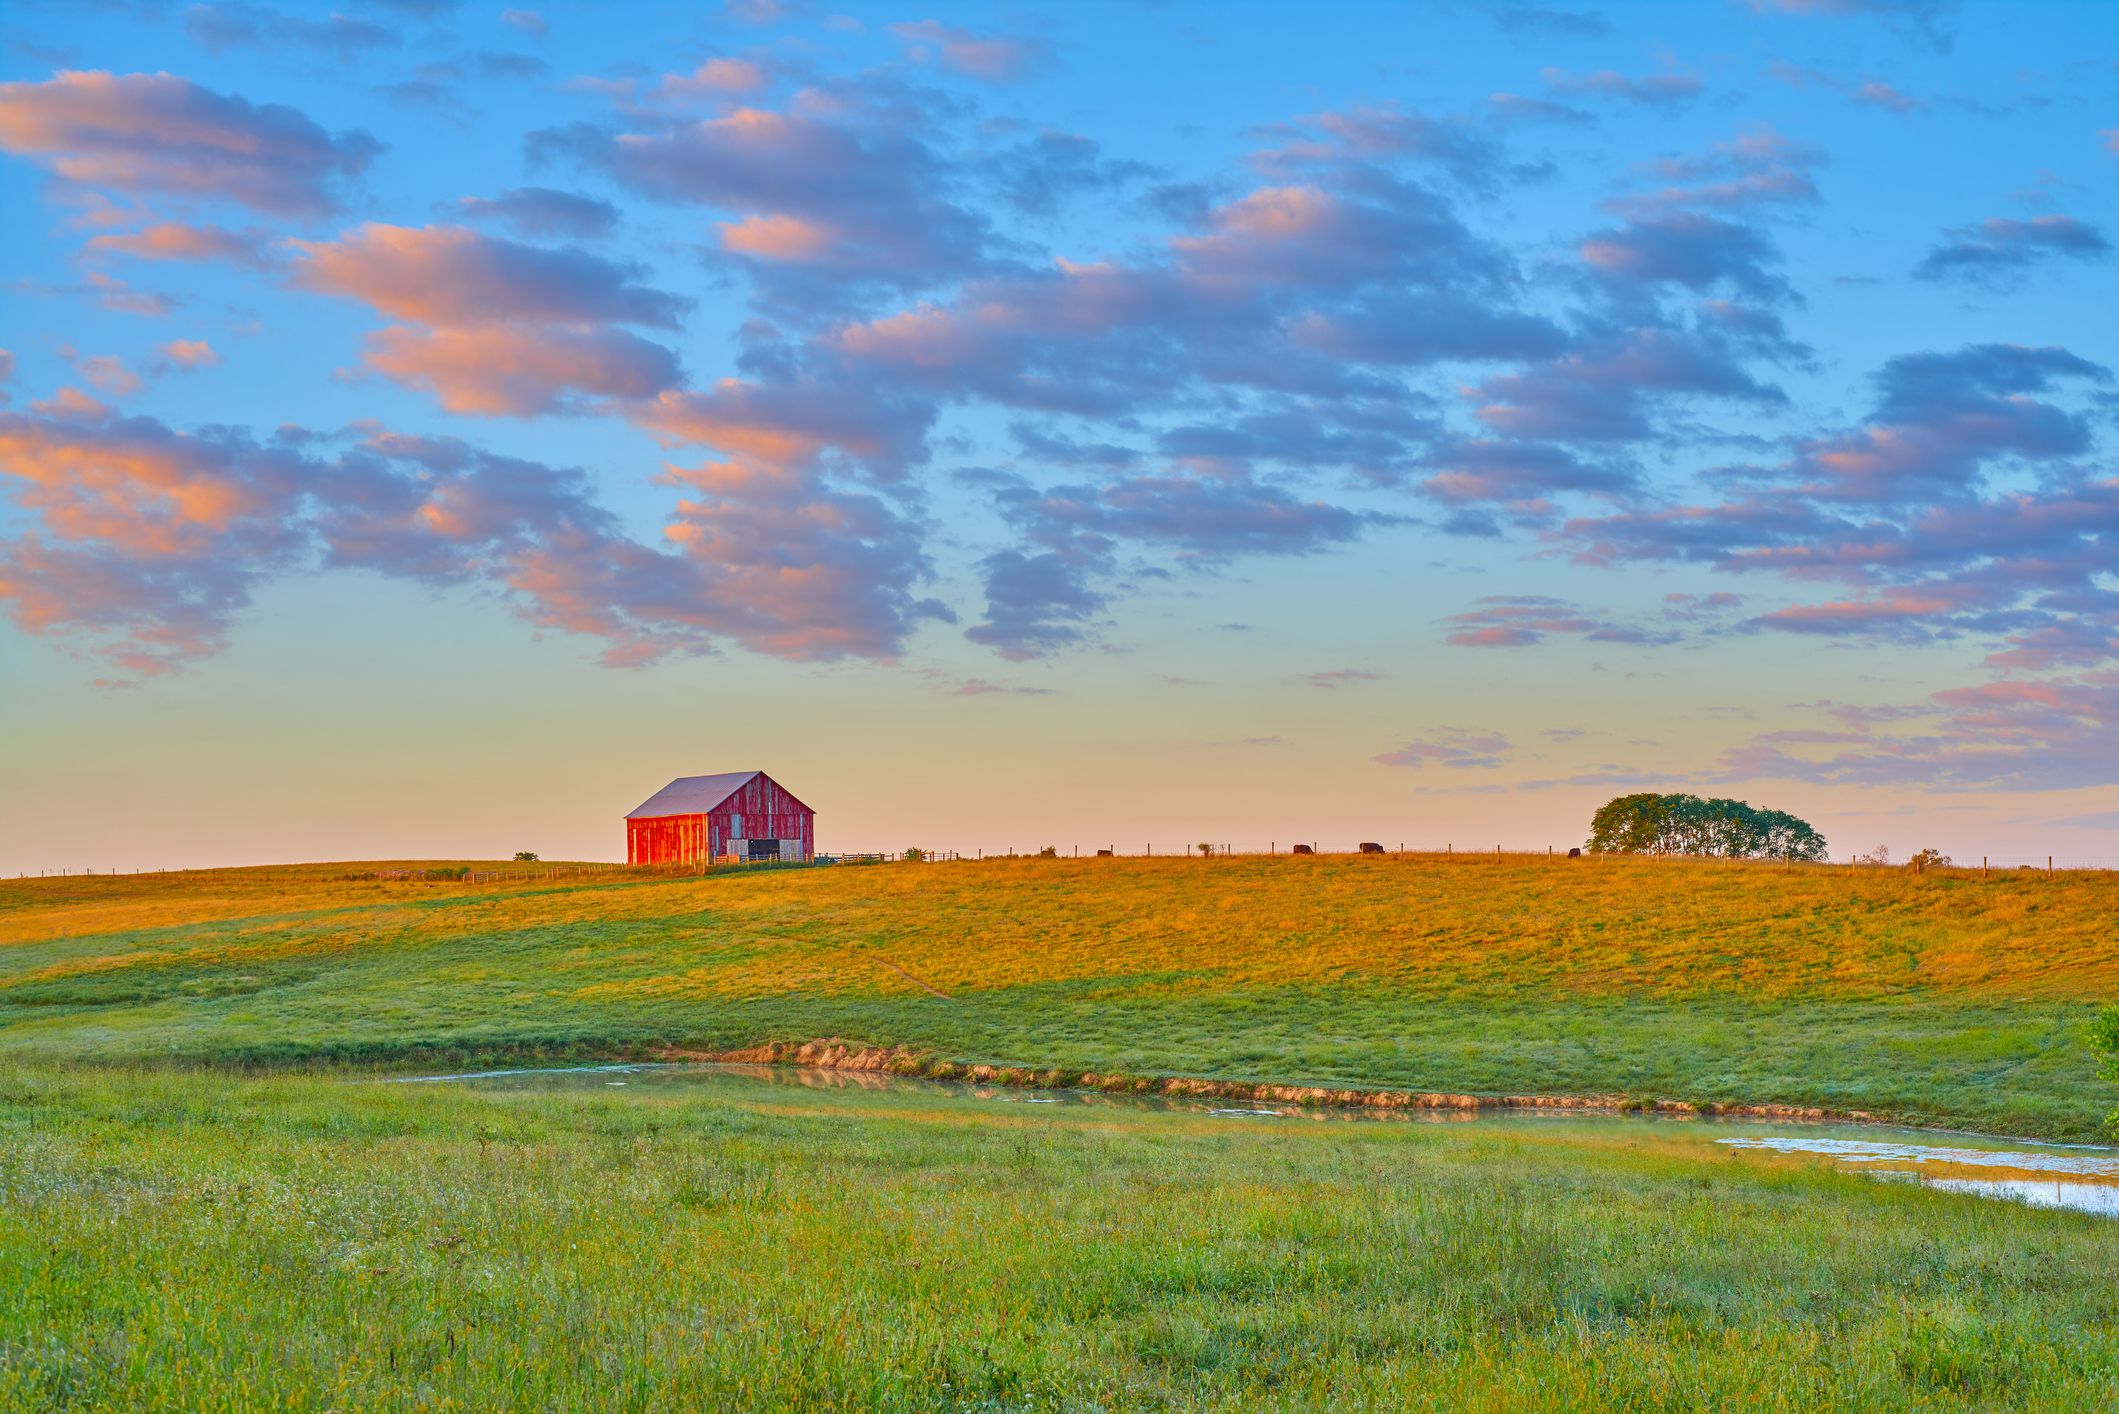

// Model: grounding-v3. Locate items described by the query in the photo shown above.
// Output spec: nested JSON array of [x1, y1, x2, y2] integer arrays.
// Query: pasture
[[4, 1062, 2118, 1411], [2, 854, 2114, 1138]]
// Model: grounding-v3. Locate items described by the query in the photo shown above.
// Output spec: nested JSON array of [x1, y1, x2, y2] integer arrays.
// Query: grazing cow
[[1290, 843, 1315, 855], [1358, 842, 1385, 854], [1567, 847, 1582, 858]]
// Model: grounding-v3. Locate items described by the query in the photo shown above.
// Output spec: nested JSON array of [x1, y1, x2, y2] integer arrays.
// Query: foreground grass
[[3, 1063, 2116, 1412], [2, 855, 2115, 1137]]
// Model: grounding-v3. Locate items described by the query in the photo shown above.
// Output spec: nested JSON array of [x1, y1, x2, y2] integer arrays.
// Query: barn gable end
[[625, 770, 815, 865]]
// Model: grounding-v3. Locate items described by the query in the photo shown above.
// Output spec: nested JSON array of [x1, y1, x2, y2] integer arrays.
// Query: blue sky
[[1, 0, 2114, 869]]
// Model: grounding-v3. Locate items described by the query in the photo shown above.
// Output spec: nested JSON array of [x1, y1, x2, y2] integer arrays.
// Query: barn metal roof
[[625, 771, 762, 820]]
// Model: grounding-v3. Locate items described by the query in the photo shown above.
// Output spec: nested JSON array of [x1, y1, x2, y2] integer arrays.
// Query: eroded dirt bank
[[672, 1037, 1871, 1124]]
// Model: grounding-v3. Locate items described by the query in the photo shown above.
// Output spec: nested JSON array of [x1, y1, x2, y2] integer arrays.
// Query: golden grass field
[[3, 852, 2115, 1136]]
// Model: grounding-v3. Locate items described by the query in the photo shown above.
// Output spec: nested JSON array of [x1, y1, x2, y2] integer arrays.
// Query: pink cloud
[[359, 325, 682, 416], [73, 355, 141, 397], [0, 70, 379, 215], [157, 339, 220, 371], [84, 221, 269, 267], [890, 21, 1046, 81], [289, 224, 686, 329], [286, 224, 689, 414], [630, 380, 931, 475], [662, 58, 772, 99], [717, 213, 834, 261]]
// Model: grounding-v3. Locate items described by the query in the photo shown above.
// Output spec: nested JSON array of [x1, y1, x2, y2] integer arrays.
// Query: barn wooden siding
[[627, 771, 815, 865]]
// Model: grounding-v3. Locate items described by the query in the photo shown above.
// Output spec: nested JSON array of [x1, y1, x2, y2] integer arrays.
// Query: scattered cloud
[[1739, 0, 1959, 54], [1444, 595, 1677, 648], [1374, 727, 1513, 770], [0, 403, 955, 680], [83, 222, 272, 267], [1491, 5, 1609, 37], [890, 21, 1048, 81], [155, 339, 220, 372], [1541, 65, 1702, 112], [288, 223, 689, 413], [455, 187, 619, 239], [952, 677, 1054, 696], [0, 70, 381, 216], [182, 4, 399, 60], [1915, 214, 2111, 287], [500, 8, 547, 39]]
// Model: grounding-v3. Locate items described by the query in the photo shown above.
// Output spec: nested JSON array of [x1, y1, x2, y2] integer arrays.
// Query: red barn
[[625, 770, 815, 865]]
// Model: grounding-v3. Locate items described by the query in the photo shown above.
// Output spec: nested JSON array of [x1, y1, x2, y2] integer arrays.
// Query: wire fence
[[13, 844, 2119, 882]]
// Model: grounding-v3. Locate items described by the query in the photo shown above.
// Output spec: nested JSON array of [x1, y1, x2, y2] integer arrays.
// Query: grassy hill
[[3, 853, 2115, 1138]]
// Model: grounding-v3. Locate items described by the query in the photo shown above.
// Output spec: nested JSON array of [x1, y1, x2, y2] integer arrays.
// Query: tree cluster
[[1586, 793, 1828, 862]]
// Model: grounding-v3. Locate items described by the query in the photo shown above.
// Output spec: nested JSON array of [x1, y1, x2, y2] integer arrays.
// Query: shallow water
[[384, 1061, 2119, 1217], [1717, 1134, 2119, 1217]]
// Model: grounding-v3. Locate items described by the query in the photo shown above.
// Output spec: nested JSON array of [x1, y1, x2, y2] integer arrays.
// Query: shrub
[[1036, 846, 1058, 859], [514, 851, 539, 862], [902, 848, 924, 862], [1908, 848, 1951, 869]]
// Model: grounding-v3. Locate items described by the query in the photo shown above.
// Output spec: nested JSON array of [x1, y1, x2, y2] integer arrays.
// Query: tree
[[1586, 793, 1673, 855], [2092, 1005, 2119, 1140], [1586, 794, 1825, 862], [514, 851, 539, 862]]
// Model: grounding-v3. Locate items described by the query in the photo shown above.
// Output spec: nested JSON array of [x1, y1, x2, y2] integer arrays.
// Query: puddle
[[378, 1062, 2119, 1218], [386, 1063, 658, 1084], [1718, 1135, 2119, 1218]]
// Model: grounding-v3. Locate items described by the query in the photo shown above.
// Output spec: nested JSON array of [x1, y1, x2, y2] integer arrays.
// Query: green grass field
[[4, 1063, 2117, 1412], [5, 858, 2117, 1409], [2, 855, 2114, 1138]]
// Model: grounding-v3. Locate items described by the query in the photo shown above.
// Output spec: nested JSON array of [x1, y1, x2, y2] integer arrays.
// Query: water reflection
[[1718, 1135, 2119, 1218]]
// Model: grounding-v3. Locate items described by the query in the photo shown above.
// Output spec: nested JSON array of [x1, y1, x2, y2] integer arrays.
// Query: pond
[[387, 1061, 2119, 1218]]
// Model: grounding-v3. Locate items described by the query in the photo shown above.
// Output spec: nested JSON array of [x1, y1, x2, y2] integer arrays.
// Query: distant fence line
[[14, 845, 2118, 882]]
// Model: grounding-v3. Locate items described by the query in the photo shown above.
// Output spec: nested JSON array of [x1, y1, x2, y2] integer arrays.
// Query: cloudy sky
[[1, 0, 2114, 869]]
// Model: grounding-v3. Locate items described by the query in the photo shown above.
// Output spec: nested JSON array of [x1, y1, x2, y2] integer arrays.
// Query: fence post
[[1982, 856, 1988, 880], [2048, 855, 2053, 879]]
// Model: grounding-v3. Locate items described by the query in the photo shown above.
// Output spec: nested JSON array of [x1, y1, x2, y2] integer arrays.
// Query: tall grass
[[2, 855, 2115, 1137], [1, 1064, 2114, 1412]]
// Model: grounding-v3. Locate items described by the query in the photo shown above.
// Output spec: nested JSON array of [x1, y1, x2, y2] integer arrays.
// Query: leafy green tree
[[2093, 1006, 2119, 1140], [514, 851, 539, 862], [1587, 794, 1826, 862], [1753, 809, 1828, 863], [1587, 794, 1674, 854]]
